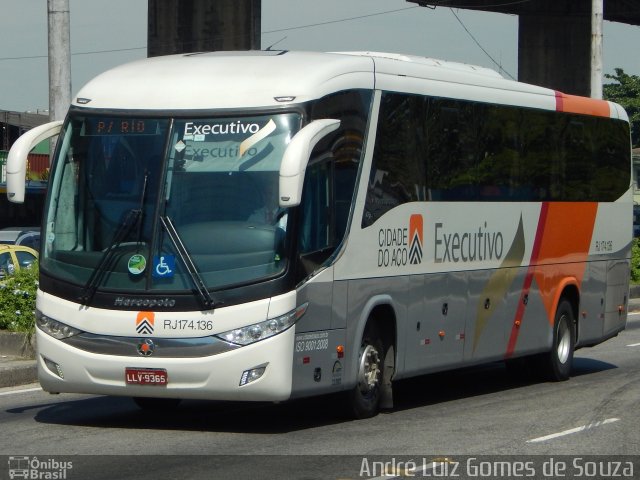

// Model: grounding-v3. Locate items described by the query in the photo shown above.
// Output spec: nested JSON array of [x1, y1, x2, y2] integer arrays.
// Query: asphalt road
[[1, 314, 639, 479]]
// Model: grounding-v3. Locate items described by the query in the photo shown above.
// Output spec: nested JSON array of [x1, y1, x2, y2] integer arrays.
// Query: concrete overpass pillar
[[148, 0, 261, 57], [518, 13, 591, 96]]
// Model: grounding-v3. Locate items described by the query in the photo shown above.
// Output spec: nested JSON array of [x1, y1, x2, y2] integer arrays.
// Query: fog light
[[239, 365, 267, 386], [43, 356, 64, 379]]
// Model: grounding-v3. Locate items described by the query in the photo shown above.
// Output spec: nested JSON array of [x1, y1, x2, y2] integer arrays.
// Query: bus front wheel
[[349, 323, 386, 419]]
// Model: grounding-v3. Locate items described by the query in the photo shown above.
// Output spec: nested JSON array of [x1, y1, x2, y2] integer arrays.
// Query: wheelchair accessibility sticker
[[153, 255, 175, 278]]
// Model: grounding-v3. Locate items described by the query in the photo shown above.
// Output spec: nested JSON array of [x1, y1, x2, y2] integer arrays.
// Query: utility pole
[[590, 0, 603, 99], [48, 0, 71, 122]]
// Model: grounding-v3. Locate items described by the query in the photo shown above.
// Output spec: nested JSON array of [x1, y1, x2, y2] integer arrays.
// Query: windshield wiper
[[79, 208, 141, 306], [160, 215, 222, 310], [79, 171, 149, 306]]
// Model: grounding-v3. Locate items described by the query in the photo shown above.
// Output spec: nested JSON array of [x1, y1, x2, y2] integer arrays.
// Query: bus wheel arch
[[540, 290, 578, 381], [559, 283, 580, 344], [349, 302, 397, 419]]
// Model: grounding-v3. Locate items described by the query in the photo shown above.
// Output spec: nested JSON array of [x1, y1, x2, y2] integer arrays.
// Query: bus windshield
[[42, 112, 301, 294]]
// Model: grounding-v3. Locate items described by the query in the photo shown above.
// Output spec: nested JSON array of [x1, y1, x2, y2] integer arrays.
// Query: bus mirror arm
[[279, 118, 340, 207], [6, 120, 63, 203]]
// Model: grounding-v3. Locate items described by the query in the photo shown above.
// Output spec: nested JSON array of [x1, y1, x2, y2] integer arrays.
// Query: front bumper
[[36, 325, 295, 402]]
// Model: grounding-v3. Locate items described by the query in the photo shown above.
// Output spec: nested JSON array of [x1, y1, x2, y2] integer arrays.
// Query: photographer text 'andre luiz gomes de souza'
[[358, 456, 635, 478]]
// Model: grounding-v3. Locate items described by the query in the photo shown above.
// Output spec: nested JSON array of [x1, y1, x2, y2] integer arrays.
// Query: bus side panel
[[504, 267, 556, 358], [589, 199, 632, 340], [511, 286, 554, 357], [294, 267, 334, 334], [464, 268, 508, 363], [289, 326, 347, 399], [604, 259, 630, 336], [576, 259, 607, 346], [464, 265, 551, 363], [290, 267, 347, 399], [404, 271, 466, 376]]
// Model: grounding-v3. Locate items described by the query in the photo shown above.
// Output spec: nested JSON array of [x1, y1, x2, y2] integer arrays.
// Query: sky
[[1, 0, 639, 113]]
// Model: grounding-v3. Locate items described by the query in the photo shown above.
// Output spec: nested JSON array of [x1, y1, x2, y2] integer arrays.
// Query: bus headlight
[[216, 302, 308, 346], [36, 311, 83, 340]]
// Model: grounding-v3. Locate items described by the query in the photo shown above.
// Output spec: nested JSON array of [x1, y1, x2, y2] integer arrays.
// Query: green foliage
[[603, 68, 640, 147], [0, 263, 38, 333], [631, 238, 640, 285]]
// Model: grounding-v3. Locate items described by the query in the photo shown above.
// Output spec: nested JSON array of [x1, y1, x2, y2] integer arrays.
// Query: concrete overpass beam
[[518, 13, 591, 96], [148, 0, 261, 57]]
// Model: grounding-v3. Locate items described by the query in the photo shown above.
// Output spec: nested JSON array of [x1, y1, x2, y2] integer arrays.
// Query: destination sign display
[[82, 118, 161, 136]]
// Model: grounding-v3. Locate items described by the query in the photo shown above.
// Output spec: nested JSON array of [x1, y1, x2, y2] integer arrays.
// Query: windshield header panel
[[174, 116, 293, 172]]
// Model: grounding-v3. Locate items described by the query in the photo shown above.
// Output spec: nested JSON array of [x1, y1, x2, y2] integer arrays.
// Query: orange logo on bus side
[[409, 214, 423, 265], [136, 311, 155, 335]]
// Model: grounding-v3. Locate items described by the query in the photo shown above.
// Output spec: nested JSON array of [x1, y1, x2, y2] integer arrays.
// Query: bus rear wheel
[[349, 323, 386, 419], [539, 299, 575, 381]]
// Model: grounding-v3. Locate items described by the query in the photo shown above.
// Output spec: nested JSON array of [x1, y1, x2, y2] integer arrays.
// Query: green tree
[[0, 264, 38, 333], [603, 68, 640, 147], [632, 238, 640, 284]]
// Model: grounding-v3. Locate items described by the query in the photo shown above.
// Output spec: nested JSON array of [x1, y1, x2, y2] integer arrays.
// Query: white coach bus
[[7, 51, 631, 418]]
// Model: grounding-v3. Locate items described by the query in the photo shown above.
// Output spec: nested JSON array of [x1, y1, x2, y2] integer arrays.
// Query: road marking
[[627, 342, 640, 347], [526, 418, 620, 443], [0, 386, 42, 397]]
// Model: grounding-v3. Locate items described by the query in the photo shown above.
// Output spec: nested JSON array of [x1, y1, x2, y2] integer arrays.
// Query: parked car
[[14, 230, 41, 251], [0, 245, 38, 279]]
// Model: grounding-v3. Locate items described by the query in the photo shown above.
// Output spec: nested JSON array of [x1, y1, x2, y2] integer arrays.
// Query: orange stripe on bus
[[506, 202, 597, 358], [505, 203, 548, 358], [555, 91, 610, 117], [533, 202, 598, 324]]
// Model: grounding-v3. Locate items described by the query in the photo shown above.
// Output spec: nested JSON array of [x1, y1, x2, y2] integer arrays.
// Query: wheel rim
[[556, 314, 571, 364], [357, 344, 381, 396]]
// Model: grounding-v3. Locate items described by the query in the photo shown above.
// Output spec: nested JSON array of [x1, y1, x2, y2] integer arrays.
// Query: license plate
[[125, 367, 168, 386]]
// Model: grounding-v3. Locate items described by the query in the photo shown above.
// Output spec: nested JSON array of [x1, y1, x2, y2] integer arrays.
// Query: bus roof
[[72, 50, 624, 119], [74, 51, 374, 111]]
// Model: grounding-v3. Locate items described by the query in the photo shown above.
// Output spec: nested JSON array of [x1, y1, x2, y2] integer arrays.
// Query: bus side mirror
[[7, 120, 63, 203], [279, 118, 340, 207]]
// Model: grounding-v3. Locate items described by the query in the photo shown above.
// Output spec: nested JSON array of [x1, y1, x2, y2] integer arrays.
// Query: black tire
[[539, 299, 575, 381], [132, 397, 181, 411], [348, 323, 386, 419]]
